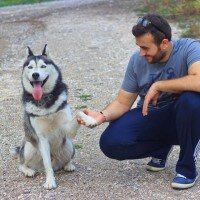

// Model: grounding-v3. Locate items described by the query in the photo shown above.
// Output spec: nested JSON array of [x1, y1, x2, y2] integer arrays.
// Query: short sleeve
[[186, 40, 200, 67], [121, 54, 139, 93]]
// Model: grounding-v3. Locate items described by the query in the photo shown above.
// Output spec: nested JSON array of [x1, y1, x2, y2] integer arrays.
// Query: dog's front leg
[[38, 137, 56, 189]]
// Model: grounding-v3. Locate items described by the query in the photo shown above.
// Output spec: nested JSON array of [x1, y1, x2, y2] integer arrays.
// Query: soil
[[0, 0, 199, 199]]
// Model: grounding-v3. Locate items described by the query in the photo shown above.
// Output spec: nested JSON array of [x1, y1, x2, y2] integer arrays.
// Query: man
[[78, 14, 200, 189]]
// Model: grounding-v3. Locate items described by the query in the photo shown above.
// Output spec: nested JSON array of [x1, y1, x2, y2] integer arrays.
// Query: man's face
[[135, 33, 166, 63]]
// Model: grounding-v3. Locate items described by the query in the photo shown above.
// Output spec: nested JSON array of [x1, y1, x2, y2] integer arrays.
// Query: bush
[[139, 0, 200, 38]]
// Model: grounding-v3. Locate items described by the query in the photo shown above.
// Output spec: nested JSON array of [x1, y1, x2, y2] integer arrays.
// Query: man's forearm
[[156, 75, 200, 93], [101, 100, 131, 122], [95, 89, 138, 123]]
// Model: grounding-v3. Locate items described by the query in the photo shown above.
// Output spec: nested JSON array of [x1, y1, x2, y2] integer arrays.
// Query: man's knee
[[99, 127, 143, 161], [99, 130, 121, 160], [99, 127, 132, 161], [175, 92, 200, 113]]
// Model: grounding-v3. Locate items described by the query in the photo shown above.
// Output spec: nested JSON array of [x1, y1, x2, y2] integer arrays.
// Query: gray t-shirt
[[121, 38, 200, 109]]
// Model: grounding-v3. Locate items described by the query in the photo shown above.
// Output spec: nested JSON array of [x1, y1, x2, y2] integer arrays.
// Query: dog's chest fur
[[30, 110, 69, 140]]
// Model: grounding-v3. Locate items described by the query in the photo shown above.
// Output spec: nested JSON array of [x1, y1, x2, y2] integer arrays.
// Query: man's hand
[[142, 82, 160, 116], [77, 109, 105, 127]]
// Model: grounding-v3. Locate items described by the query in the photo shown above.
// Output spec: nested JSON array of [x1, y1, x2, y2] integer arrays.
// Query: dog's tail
[[10, 146, 20, 159]]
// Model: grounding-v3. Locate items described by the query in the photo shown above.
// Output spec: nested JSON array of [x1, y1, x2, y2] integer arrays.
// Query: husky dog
[[11, 45, 97, 189]]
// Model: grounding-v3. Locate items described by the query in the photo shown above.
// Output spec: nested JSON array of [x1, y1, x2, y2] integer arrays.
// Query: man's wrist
[[100, 111, 107, 122], [154, 81, 161, 91]]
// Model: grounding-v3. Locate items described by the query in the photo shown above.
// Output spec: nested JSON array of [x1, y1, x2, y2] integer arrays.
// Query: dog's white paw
[[78, 111, 98, 127], [64, 162, 76, 172], [19, 165, 36, 177], [43, 177, 57, 190]]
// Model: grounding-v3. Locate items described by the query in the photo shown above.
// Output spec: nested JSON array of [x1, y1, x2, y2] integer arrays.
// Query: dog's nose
[[32, 73, 39, 80]]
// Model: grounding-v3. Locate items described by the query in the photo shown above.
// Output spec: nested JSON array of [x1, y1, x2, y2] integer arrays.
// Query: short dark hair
[[132, 14, 172, 45]]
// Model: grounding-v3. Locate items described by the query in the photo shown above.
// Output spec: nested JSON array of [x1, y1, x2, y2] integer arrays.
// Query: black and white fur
[[11, 45, 97, 189]]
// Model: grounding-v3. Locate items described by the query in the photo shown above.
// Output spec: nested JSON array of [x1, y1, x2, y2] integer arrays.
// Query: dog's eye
[[28, 66, 33, 69], [41, 65, 46, 68]]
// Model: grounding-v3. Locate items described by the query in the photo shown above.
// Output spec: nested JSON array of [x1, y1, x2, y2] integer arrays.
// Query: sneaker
[[171, 173, 199, 189], [146, 158, 166, 172], [146, 147, 173, 172]]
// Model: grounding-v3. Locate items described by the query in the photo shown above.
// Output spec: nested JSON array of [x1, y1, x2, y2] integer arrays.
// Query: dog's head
[[22, 45, 61, 101]]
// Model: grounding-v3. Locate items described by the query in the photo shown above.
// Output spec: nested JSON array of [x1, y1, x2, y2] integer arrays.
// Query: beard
[[145, 48, 167, 64]]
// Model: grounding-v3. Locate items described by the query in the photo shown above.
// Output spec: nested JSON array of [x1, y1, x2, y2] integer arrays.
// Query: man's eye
[[142, 47, 148, 50], [41, 65, 46, 68], [28, 66, 33, 69]]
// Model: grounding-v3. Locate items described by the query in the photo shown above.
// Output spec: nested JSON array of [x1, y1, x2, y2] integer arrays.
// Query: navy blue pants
[[100, 92, 200, 179]]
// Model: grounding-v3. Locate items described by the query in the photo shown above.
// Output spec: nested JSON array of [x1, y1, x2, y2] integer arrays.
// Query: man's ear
[[161, 39, 169, 49], [27, 46, 34, 57], [42, 44, 49, 57]]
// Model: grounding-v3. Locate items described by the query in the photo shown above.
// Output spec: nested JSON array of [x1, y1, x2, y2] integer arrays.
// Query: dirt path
[[0, 0, 199, 199]]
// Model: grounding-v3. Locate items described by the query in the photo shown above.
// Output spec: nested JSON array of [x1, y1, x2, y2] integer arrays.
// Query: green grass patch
[[74, 143, 83, 150], [75, 105, 88, 110], [0, 0, 52, 7], [79, 94, 92, 102], [138, 0, 200, 38]]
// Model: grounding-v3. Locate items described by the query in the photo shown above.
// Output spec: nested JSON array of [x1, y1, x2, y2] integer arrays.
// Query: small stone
[[44, 192, 56, 198], [23, 190, 31, 194], [87, 167, 92, 171]]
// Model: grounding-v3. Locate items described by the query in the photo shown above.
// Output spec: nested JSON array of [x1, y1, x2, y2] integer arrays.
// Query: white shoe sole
[[146, 165, 165, 172], [171, 175, 199, 189], [171, 181, 195, 189]]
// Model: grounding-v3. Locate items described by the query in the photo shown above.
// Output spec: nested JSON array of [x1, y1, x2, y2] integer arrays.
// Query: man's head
[[132, 14, 172, 63]]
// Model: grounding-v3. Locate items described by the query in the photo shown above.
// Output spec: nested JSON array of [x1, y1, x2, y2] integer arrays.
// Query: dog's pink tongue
[[32, 83, 43, 101]]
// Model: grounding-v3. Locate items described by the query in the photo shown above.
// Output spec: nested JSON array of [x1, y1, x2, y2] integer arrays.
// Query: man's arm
[[155, 61, 200, 93], [143, 61, 200, 116], [77, 89, 138, 126], [102, 89, 138, 121]]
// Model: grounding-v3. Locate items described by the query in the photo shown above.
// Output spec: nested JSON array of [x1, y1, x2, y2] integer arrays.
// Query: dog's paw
[[64, 162, 76, 172], [25, 169, 36, 177], [43, 177, 57, 190], [19, 165, 36, 177], [77, 111, 98, 127]]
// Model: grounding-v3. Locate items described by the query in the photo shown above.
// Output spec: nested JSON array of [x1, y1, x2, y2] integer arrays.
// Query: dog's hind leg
[[19, 164, 36, 177], [64, 161, 76, 172], [19, 142, 37, 177], [63, 139, 76, 172]]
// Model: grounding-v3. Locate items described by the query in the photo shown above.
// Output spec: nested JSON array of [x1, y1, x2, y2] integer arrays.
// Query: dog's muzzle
[[30, 75, 49, 87]]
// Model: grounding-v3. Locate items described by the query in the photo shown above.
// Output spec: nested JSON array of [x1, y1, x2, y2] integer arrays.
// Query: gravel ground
[[0, 0, 199, 199]]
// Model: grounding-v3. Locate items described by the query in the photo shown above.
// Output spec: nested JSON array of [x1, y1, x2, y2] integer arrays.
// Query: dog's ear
[[42, 44, 49, 57], [27, 46, 34, 57]]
